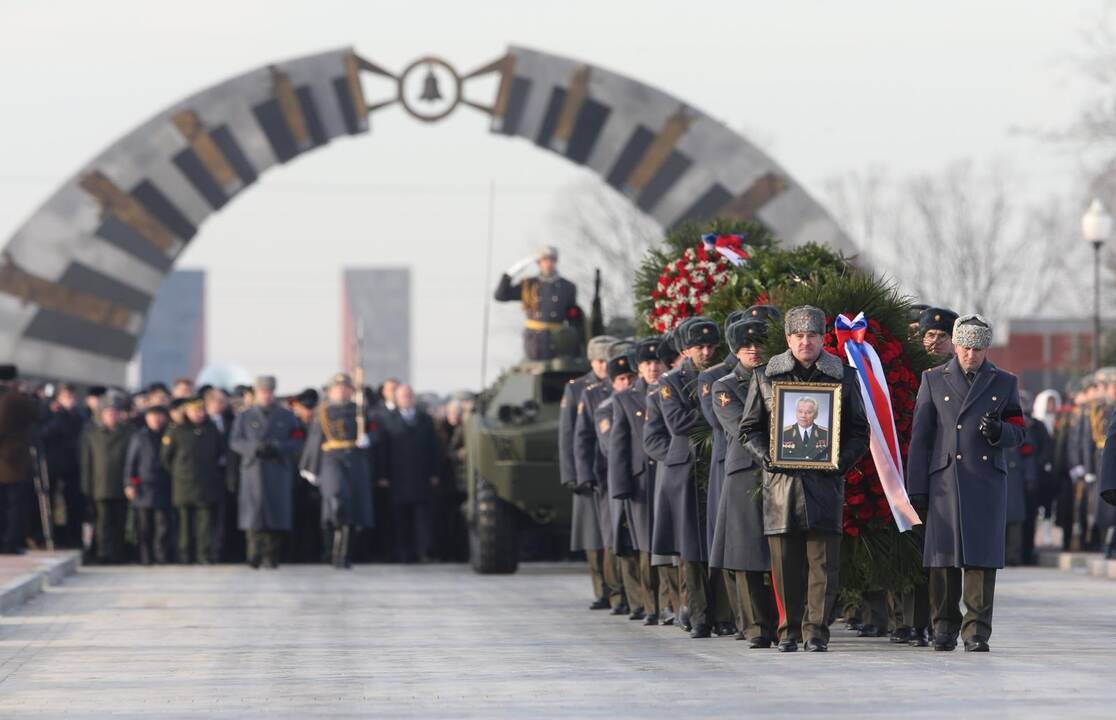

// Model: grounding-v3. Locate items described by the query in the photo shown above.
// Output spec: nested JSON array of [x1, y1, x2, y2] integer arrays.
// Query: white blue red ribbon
[[835, 312, 922, 531], [701, 233, 753, 267]]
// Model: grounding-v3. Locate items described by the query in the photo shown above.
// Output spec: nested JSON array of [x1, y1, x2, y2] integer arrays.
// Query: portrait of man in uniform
[[771, 383, 841, 469]]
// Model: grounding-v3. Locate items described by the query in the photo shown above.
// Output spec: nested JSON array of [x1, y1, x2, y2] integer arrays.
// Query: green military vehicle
[[463, 353, 588, 574]]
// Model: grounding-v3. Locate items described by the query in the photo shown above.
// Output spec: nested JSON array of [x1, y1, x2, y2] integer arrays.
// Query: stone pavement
[[0, 563, 1113, 719]]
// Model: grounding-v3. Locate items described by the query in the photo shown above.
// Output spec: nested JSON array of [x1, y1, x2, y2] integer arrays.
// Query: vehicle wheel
[[470, 474, 519, 574]]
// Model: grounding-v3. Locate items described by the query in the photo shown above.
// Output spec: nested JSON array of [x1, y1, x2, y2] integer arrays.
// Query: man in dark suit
[[907, 314, 1026, 653], [378, 383, 441, 563], [780, 397, 830, 461]]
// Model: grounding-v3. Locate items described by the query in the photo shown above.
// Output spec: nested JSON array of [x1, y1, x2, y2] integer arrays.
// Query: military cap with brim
[[183, 394, 205, 410], [144, 404, 169, 416], [607, 353, 636, 381], [726, 319, 768, 352], [295, 388, 319, 408], [681, 317, 720, 348], [919, 307, 959, 336], [331, 372, 354, 388], [784, 306, 826, 335], [952, 314, 993, 350], [636, 336, 664, 363]]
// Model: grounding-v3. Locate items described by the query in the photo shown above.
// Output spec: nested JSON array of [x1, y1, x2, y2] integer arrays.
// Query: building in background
[[341, 268, 411, 385], [987, 317, 1116, 395], [137, 270, 206, 387]]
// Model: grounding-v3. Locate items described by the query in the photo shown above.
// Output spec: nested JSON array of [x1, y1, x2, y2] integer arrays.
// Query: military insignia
[[635, 410, 643, 417], [703, 327, 710, 334], [660, 386, 672, 400], [161, 436, 171, 446], [701, 383, 710, 397], [717, 392, 731, 408], [251, 421, 260, 429], [599, 418, 611, 433], [934, 313, 941, 321]]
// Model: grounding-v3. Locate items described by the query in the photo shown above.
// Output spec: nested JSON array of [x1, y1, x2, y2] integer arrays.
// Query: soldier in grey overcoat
[[560, 335, 614, 609], [710, 318, 777, 647], [907, 315, 1025, 652], [230, 376, 303, 569], [654, 317, 722, 638], [610, 337, 666, 624], [739, 306, 870, 652]]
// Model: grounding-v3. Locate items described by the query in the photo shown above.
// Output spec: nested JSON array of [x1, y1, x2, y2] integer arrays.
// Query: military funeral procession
[[3, 2, 1116, 718]]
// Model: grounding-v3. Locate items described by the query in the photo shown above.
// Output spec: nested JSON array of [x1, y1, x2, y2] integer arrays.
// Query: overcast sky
[[0, 0, 1103, 393]]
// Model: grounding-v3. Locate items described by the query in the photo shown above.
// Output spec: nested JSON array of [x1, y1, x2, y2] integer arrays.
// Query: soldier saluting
[[493, 245, 577, 361], [907, 315, 1026, 653]]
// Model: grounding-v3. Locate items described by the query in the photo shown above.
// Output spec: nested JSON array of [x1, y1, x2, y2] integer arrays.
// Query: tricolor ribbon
[[836, 312, 922, 531], [701, 233, 753, 267]]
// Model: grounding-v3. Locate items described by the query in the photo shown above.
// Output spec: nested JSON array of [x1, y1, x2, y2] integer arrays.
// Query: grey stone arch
[[0, 45, 851, 386]]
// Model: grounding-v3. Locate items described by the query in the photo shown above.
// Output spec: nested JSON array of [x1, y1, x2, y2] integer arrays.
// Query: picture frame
[[769, 381, 842, 471]]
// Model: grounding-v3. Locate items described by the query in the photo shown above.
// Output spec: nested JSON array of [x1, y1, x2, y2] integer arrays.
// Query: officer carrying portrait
[[770, 381, 842, 470]]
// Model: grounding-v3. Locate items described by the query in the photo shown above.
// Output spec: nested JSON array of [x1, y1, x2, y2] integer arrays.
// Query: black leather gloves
[[979, 412, 1002, 443]]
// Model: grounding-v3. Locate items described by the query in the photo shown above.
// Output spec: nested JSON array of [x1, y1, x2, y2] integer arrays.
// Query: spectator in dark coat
[[124, 405, 173, 564], [0, 365, 38, 554], [81, 391, 133, 563], [378, 384, 441, 563], [43, 384, 85, 548]]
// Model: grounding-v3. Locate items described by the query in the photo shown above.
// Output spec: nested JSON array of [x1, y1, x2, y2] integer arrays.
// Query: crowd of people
[[0, 369, 472, 569], [559, 299, 1116, 654]]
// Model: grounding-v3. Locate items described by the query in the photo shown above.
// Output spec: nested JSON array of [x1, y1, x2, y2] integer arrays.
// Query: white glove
[[356, 433, 371, 449], [1070, 465, 1086, 481], [505, 255, 535, 277], [1086, 473, 1098, 485], [299, 470, 318, 486]]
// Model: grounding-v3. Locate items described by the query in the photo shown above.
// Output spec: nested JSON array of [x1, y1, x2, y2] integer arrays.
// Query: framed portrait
[[769, 381, 842, 471]]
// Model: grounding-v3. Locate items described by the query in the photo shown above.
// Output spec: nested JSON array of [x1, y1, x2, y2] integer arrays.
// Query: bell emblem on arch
[[419, 65, 442, 103]]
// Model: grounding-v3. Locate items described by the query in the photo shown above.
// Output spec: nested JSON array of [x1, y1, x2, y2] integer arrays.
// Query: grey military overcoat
[[710, 364, 770, 572], [561, 371, 605, 552], [907, 357, 1025, 569], [230, 404, 302, 531], [698, 356, 737, 550], [574, 382, 614, 550], [609, 378, 656, 553]]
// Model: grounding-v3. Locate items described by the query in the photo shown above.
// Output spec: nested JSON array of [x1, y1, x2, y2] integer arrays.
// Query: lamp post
[[1083, 198, 1112, 370]]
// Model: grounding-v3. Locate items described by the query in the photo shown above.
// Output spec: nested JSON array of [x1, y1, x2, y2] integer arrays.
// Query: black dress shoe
[[777, 640, 798, 652], [248, 558, 261, 569], [660, 613, 675, 626], [890, 627, 913, 643], [734, 630, 747, 641], [932, 634, 957, 651], [643, 614, 659, 626], [679, 606, 691, 629], [909, 628, 930, 647], [804, 638, 828, 652], [610, 603, 630, 616], [589, 598, 611, 610], [857, 624, 887, 638], [963, 638, 990, 652], [844, 621, 862, 632], [628, 608, 646, 621], [749, 637, 773, 649], [690, 623, 711, 638]]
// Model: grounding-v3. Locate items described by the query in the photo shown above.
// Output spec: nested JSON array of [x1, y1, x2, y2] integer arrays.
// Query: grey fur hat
[[587, 335, 619, 362], [784, 305, 825, 335], [952, 314, 993, 350]]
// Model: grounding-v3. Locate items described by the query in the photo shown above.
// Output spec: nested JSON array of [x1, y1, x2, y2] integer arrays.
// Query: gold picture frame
[[769, 381, 842, 471]]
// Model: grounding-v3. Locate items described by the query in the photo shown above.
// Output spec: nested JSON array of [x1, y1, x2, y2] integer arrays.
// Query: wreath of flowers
[[647, 235, 750, 332]]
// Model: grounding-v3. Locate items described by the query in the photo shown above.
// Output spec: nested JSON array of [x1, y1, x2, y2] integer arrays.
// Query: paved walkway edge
[[0, 552, 81, 614]]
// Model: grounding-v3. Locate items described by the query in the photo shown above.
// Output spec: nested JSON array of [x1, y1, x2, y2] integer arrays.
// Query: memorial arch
[[0, 45, 854, 384]]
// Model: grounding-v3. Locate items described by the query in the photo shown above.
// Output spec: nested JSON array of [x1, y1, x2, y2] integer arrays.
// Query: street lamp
[[1083, 198, 1112, 370]]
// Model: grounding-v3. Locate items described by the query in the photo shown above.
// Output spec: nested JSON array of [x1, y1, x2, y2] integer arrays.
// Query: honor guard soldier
[[907, 315, 1025, 652], [710, 318, 778, 648], [595, 346, 645, 620], [574, 347, 627, 614], [740, 306, 870, 652], [908, 303, 930, 340], [229, 376, 304, 569], [494, 245, 578, 361], [560, 335, 616, 610], [610, 337, 667, 625], [654, 317, 722, 638], [299, 373, 375, 569], [919, 307, 959, 361]]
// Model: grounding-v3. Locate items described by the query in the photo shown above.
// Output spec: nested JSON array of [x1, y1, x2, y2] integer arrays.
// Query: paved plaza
[[0, 562, 1113, 718]]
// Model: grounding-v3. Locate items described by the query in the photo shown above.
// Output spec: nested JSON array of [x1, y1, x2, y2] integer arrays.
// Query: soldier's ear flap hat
[[919, 308, 959, 336], [726, 319, 768, 352], [784, 306, 826, 335], [587, 335, 618, 362], [682, 317, 720, 348], [254, 375, 277, 392], [908, 303, 930, 324], [723, 310, 747, 337], [607, 353, 636, 381], [952, 314, 993, 350], [657, 331, 681, 365], [295, 388, 320, 408], [636, 337, 663, 363], [745, 304, 782, 324], [537, 245, 558, 261]]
